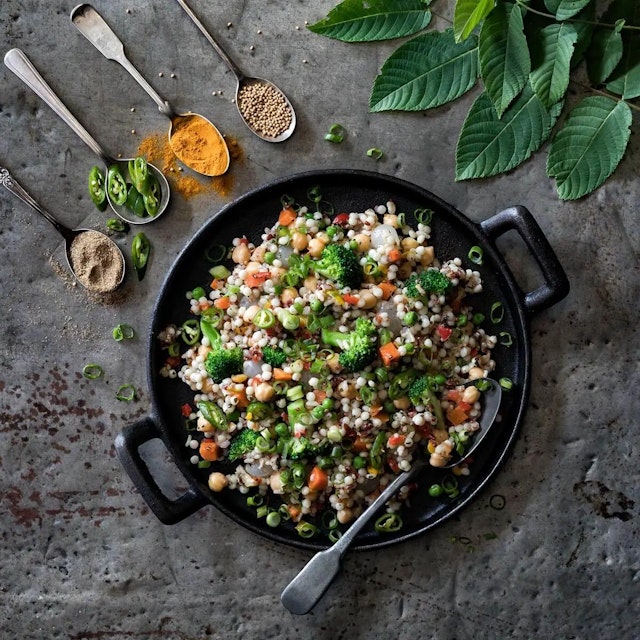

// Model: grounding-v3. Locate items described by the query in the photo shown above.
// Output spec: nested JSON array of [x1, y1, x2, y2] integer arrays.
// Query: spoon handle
[[174, 0, 245, 80], [281, 462, 424, 615], [70, 4, 174, 119], [0, 167, 73, 242], [3, 48, 110, 165]]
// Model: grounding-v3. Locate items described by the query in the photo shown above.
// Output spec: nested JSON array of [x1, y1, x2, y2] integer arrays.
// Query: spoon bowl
[[0, 166, 125, 293], [3, 48, 170, 226], [71, 3, 230, 177], [281, 377, 503, 615], [175, 0, 296, 143]]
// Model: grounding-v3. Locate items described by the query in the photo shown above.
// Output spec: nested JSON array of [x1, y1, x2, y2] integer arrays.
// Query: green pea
[[318, 456, 334, 470], [266, 511, 281, 528], [428, 483, 444, 498], [264, 251, 276, 264], [353, 456, 367, 470], [275, 422, 289, 438], [321, 398, 334, 411], [403, 311, 418, 326], [310, 299, 324, 313]]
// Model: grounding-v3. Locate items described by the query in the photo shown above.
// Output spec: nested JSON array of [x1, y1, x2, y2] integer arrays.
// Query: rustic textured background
[[1, 1, 638, 638]]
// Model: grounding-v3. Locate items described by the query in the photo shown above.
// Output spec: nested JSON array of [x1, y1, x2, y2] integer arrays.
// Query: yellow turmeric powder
[[169, 114, 230, 176]]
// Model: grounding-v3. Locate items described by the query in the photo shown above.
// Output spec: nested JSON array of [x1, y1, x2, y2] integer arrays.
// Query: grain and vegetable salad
[[158, 192, 498, 540]]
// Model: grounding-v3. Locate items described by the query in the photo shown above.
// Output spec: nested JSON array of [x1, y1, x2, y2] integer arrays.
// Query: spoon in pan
[[174, 0, 296, 142], [3, 48, 170, 226], [0, 166, 125, 293], [281, 377, 503, 615], [70, 3, 230, 177]]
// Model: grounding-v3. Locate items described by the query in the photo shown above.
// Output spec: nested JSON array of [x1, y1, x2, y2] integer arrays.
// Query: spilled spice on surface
[[137, 131, 242, 200]]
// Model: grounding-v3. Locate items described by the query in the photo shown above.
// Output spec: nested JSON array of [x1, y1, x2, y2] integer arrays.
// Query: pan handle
[[480, 206, 569, 315], [115, 417, 208, 524]]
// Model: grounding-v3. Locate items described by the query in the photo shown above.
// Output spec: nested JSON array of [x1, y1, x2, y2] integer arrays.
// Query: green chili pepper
[[374, 513, 403, 533], [107, 164, 128, 206], [128, 157, 151, 195], [125, 184, 147, 218], [388, 369, 417, 400], [291, 462, 307, 489], [143, 174, 160, 216], [246, 402, 273, 421], [181, 319, 201, 345], [115, 384, 136, 402], [82, 363, 103, 379], [295, 521, 317, 538], [131, 232, 151, 281], [253, 309, 275, 329], [197, 401, 228, 430], [112, 323, 135, 341], [88, 166, 107, 211], [106, 217, 127, 233]]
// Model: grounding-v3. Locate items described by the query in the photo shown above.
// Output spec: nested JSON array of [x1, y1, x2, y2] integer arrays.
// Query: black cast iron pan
[[115, 170, 569, 551]]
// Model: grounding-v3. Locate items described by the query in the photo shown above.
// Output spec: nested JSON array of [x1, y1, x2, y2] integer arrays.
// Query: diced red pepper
[[436, 325, 453, 341], [342, 294, 359, 305], [180, 403, 192, 417], [332, 213, 349, 226]]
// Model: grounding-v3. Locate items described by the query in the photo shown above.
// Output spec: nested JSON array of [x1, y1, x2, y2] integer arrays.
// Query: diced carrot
[[314, 389, 327, 403], [210, 279, 223, 290], [388, 433, 405, 448], [245, 271, 270, 288], [198, 300, 212, 311], [278, 207, 297, 226], [308, 466, 329, 492], [378, 341, 401, 367], [199, 440, 220, 461], [446, 405, 469, 426], [273, 368, 293, 381], [213, 296, 231, 310], [377, 282, 396, 300], [375, 411, 390, 423], [388, 248, 403, 263], [370, 404, 384, 417], [288, 504, 302, 521], [446, 389, 462, 403], [342, 293, 359, 305]]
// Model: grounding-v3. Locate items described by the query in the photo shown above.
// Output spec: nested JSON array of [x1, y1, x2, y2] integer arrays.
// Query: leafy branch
[[308, 0, 640, 200]]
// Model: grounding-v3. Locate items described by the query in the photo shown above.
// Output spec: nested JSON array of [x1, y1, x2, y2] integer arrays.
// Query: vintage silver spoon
[[0, 166, 125, 293], [174, 0, 296, 143], [71, 3, 230, 177], [3, 48, 170, 226], [281, 378, 503, 615]]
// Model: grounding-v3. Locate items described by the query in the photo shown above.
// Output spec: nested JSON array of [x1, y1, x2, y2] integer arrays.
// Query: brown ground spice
[[68, 230, 124, 293], [137, 131, 242, 200]]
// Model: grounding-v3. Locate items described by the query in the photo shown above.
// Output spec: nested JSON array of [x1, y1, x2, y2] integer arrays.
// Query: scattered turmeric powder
[[169, 114, 229, 176]]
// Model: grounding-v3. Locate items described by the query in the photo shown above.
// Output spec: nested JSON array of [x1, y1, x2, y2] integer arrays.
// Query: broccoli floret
[[405, 268, 452, 298], [227, 428, 260, 461], [408, 375, 445, 428], [321, 317, 377, 372], [261, 345, 286, 368], [313, 244, 363, 289], [205, 345, 243, 383], [287, 436, 320, 460]]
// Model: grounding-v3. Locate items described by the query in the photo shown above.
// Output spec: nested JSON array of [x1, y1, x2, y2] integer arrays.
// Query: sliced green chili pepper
[[253, 309, 275, 329], [128, 157, 151, 195], [106, 217, 127, 233], [295, 520, 317, 538], [125, 184, 146, 218], [112, 323, 135, 341], [115, 384, 136, 402], [388, 369, 417, 400], [197, 400, 228, 430], [107, 164, 128, 206], [142, 174, 160, 216], [374, 513, 403, 533], [82, 363, 103, 379], [88, 166, 107, 211], [181, 319, 201, 345], [246, 401, 273, 421], [131, 232, 151, 281]]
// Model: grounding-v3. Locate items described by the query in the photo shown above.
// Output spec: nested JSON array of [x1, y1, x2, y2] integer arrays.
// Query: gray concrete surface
[[1, 1, 638, 638]]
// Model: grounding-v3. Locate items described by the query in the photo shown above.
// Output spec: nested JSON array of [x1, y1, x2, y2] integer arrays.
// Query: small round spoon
[[0, 166, 125, 293], [71, 3, 230, 177], [3, 48, 170, 226], [175, 0, 296, 143], [281, 378, 503, 615]]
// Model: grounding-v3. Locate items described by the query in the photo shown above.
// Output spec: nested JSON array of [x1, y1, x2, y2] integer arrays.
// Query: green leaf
[[454, 0, 495, 43], [455, 83, 562, 180], [370, 29, 479, 112], [546, 97, 632, 200], [586, 28, 623, 85], [543, 0, 591, 21], [529, 22, 577, 108], [479, 2, 530, 117], [307, 0, 432, 42], [570, 2, 595, 66], [602, 1, 640, 99]]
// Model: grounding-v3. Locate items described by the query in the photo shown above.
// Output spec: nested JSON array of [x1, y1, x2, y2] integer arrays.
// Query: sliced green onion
[[256, 505, 269, 518], [115, 384, 136, 402], [374, 512, 403, 533], [295, 521, 318, 538], [209, 265, 230, 280], [499, 331, 513, 346], [468, 245, 484, 265], [82, 363, 103, 379], [472, 312, 485, 325], [106, 217, 126, 232], [441, 475, 459, 498], [201, 307, 224, 328], [247, 495, 264, 507], [112, 323, 135, 342], [474, 378, 492, 392], [396, 212, 406, 227], [197, 460, 211, 469], [322, 511, 339, 530], [414, 208, 433, 225], [324, 124, 345, 143], [328, 528, 342, 543], [281, 194, 296, 209], [204, 244, 227, 263], [499, 377, 514, 390], [278, 503, 292, 520], [359, 385, 376, 405], [307, 185, 323, 203], [366, 147, 383, 161], [490, 301, 505, 324], [167, 342, 180, 357]]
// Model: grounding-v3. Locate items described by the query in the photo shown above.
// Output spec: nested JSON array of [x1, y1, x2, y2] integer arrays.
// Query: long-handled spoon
[[0, 166, 125, 293], [70, 3, 230, 177], [174, 0, 296, 142], [3, 48, 170, 226], [281, 378, 503, 615]]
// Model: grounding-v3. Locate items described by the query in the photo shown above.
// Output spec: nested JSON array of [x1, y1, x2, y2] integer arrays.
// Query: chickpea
[[383, 213, 399, 228], [326, 353, 342, 373], [280, 287, 298, 305], [353, 233, 371, 252], [244, 261, 263, 275], [303, 275, 318, 291], [401, 237, 419, 250], [208, 472, 228, 492], [429, 453, 447, 468], [232, 242, 251, 265], [197, 415, 214, 432], [269, 266, 286, 284], [197, 344, 212, 359], [338, 380, 357, 399], [291, 231, 309, 251], [243, 305, 261, 323], [468, 367, 485, 380], [337, 508, 354, 524], [421, 246, 435, 266], [462, 385, 480, 404], [307, 237, 326, 258], [251, 245, 267, 262], [357, 290, 377, 310], [200, 378, 214, 394], [254, 382, 275, 402], [393, 396, 411, 410]]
